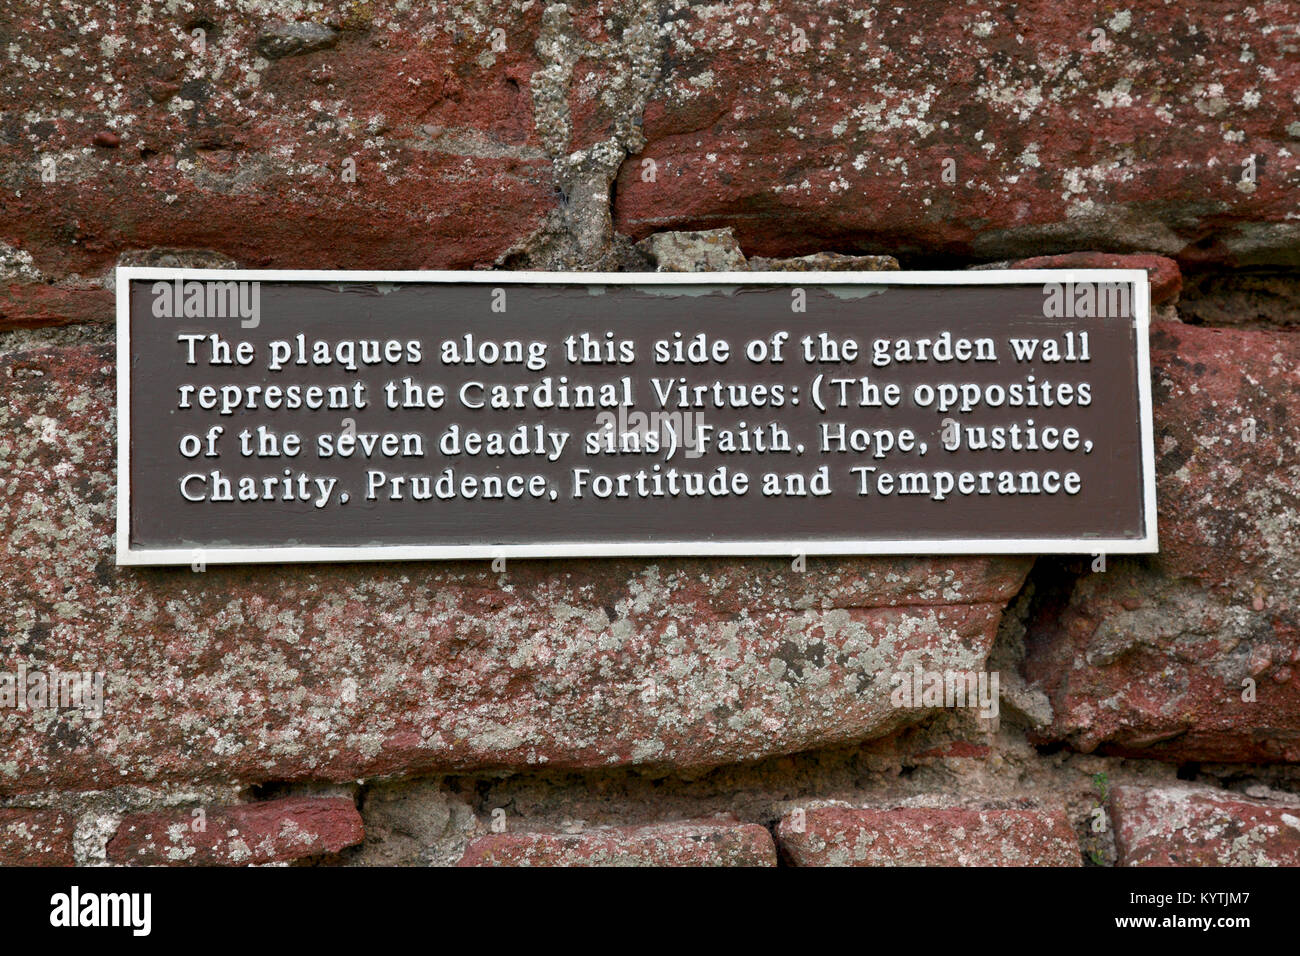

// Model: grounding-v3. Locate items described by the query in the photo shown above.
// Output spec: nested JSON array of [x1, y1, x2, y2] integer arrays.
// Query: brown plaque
[[116, 269, 1156, 564]]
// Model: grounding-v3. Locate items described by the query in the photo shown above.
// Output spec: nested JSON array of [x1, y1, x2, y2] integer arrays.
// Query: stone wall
[[2, 0, 1298, 866]]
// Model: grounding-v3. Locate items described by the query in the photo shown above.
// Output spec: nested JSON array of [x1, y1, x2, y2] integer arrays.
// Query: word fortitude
[[116, 269, 1157, 565]]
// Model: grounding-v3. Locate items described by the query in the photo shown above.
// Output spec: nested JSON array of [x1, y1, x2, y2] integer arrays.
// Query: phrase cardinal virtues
[[116, 271, 1156, 564]]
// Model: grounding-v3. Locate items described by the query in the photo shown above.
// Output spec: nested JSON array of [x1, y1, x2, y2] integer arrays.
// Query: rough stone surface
[[0, 282, 113, 331], [1179, 271, 1300, 328], [748, 252, 899, 272], [776, 805, 1080, 866], [256, 22, 340, 61], [636, 227, 747, 271], [1, 248, 238, 332], [0, 242, 110, 330], [1024, 322, 1300, 762], [457, 818, 776, 866], [633, 229, 902, 273], [353, 782, 480, 866], [614, 1, 1300, 267], [1111, 785, 1300, 866], [0, 344, 1029, 795], [1007, 252, 1182, 306], [0, 808, 76, 865], [5, 1, 1296, 297], [0, 1, 565, 286], [106, 796, 363, 865], [114, 248, 240, 272]]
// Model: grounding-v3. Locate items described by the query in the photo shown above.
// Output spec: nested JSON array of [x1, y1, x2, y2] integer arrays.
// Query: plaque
[[116, 269, 1157, 564]]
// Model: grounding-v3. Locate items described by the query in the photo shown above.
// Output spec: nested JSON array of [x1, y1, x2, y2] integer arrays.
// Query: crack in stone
[[499, 0, 663, 270]]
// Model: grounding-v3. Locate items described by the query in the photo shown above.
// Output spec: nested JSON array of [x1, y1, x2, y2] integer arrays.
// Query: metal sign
[[116, 269, 1157, 565]]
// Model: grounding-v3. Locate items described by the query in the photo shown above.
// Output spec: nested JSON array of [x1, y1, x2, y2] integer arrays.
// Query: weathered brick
[[776, 806, 1081, 866], [458, 819, 776, 867], [1111, 785, 1300, 867], [107, 797, 363, 866]]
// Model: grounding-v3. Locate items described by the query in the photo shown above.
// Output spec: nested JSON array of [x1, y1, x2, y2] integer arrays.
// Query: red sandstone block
[[777, 806, 1080, 866], [106, 797, 363, 866], [457, 819, 777, 867], [0, 809, 76, 866], [0, 283, 113, 330], [0, 2, 555, 292], [1112, 786, 1300, 866], [912, 740, 992, 760], [615, 1, 1300, 268], [1008, 252, 1181, 306], [1024, 323, 1300, 762]]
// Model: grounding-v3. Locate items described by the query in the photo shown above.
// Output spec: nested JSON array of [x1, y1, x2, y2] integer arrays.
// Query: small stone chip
[[256, 22, 339, 60]]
